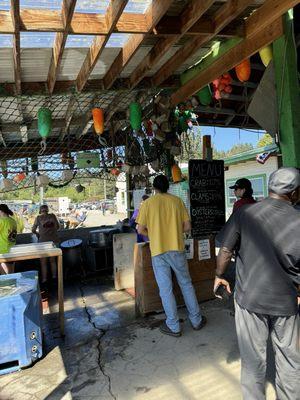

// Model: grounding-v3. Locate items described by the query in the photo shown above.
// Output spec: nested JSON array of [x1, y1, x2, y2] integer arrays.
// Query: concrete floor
[[0, 278, 277, 400]]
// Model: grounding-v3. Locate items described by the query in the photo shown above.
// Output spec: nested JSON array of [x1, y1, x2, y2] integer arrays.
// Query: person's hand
[[214, 276, 231, 299], [297, 296, 300, 306]]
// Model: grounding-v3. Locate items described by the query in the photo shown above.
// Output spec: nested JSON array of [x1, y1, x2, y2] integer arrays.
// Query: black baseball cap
[[229, 178, 252, 190], [268, 167, 300, 195]]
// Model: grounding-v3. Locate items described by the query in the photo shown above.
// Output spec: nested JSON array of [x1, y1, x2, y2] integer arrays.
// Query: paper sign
[[198, 239, 211, 261], [185, 239, 194, 260]]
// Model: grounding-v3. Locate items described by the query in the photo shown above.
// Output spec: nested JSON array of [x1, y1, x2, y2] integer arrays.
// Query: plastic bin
[[0, 271, 43, 375]]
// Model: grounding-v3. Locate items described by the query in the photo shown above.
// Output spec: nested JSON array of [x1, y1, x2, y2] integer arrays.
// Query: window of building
[[226, 174, 267, 209]]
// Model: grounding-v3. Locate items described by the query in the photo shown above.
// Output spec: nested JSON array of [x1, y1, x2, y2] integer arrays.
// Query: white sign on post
[[198, 239, 211, 261], [185, 239, 194, 260]]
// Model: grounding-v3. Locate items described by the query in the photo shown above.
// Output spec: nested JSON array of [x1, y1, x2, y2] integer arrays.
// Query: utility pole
[[103, 178, 107, 200]]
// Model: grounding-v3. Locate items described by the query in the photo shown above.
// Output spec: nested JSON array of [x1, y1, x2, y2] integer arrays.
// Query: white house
[[224, 143, 279, 217]]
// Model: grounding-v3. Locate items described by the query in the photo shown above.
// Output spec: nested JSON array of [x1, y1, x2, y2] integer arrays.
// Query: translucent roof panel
[[124, 0, 152, 14], [20, 0, 62, 9], [75, 0, 110, 14], [0, 34, 12, 47], [65, 35, 95, 48], [0, 0, 9, 10], [106, 33, 131, 48], [20, 32, 56, 48]]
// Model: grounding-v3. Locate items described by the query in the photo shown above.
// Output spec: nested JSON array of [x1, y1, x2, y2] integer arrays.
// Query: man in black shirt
[[215, 167, 300, 400]]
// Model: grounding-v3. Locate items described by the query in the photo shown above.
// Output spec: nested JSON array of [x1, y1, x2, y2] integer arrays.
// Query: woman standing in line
[[0, 204, 17, 274], [32, 205, 60, 290]]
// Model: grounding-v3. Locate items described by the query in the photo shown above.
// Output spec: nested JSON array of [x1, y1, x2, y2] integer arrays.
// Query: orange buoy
[[235, 59, 251, 82], [171, 164, 182, 183], [92, 108, 104, 135]]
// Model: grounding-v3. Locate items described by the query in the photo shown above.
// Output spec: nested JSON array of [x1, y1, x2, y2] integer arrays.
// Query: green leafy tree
[[257, 133, 273, 148]]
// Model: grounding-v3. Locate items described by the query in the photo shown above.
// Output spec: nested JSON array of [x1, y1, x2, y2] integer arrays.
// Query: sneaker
[[192, 316, 207, 331], [159, 322, 181, 337]]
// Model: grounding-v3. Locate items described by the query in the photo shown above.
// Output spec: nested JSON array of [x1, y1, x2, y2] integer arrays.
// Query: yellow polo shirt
[[0, 216, 17, 254], [136, 193, 190, 257]]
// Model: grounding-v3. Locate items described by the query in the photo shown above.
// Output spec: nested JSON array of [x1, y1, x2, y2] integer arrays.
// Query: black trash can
[[60, 239, 83, 279]]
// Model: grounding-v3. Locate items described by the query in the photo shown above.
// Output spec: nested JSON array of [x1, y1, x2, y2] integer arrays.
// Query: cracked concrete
[[0, 279, 277, 400]]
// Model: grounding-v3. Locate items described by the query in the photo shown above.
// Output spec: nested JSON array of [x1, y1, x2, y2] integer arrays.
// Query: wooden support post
[[10, 0, 21, 95], [273, 11, 300, 167]]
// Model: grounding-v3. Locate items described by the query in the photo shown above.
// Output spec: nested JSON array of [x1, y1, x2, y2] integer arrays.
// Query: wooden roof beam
[[47, 0, 77, 94], [152, 0, 253, 87], [75, 0, 128, 92], [103, 0, 174, 90], [170, 18, 283, 105], [129, 0, 216, 89], [10, 0, 21, 95]]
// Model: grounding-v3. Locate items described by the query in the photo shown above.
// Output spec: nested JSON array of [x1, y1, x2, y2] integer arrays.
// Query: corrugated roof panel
[[0, 34, 13, 48], [57, 48, 89, 81], [21, 32, 56, 48], [0, 49, 14, 82], [20, 0, 62, 9], [106, 33, 131, 48], [124, 0, 152, 14], [120, 46, 152, 77], [75, 0, 109, 14], [21, 48, 52, 82], [65, 35, 95, 48], [0, 0, 9, 10], [90, 48, 121, 79], [146, 46, 180, 75]]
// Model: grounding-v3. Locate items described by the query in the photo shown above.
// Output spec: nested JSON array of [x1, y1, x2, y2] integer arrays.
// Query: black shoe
[[192, 316, 207, 331], [159, 322, 181, 337]]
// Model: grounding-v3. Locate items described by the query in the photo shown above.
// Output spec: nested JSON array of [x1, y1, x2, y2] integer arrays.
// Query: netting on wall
[[0, 88, 156, 192]]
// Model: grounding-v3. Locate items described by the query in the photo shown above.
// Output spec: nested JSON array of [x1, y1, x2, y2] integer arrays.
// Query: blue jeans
[[152, 251, 202, 332]]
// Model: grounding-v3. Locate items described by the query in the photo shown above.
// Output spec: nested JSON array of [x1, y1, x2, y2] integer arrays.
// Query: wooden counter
[[134, 240, 216, 316]]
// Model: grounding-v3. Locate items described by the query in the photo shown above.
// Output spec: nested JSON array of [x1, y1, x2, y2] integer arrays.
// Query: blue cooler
[[0, 271, 43, 375]]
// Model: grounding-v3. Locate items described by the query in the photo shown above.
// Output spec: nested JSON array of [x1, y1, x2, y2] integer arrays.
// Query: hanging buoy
[[129, 102, 142, 131], [259, 45, 273, 67], [13, 172, 26, 183], [92, 108, 104, 135], [0, 160, 8, 178], [235, 59, 251, 82], [172, 164, 182, 183], [197, 85, 212, 106], [38, 107, 52, 155], [111, 168, 120, 177]]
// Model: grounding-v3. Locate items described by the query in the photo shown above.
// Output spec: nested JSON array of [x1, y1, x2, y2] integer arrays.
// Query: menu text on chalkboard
[[188, 159, 225, 238]]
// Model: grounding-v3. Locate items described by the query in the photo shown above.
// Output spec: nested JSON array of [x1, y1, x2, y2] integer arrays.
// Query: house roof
[[224, 143, 279, 165]]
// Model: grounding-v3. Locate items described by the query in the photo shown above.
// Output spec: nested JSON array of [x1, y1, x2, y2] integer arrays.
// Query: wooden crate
[[134, 240, 216, 316]]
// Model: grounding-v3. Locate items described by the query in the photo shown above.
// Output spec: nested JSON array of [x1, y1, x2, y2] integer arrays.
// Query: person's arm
[[213, 213, 241, 296], [32, 216, 38, 235], [137, 224, 148, 236], [136, 203, 148, 237], [183, 220, 191, 233]]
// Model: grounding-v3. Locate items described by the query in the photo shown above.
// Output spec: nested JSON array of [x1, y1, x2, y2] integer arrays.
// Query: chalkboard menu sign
[[188, 159, 225, 238]]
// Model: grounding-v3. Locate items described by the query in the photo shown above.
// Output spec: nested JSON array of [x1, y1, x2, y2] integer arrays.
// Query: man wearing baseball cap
[[215, 167, 300, 399], [229, 178, 256, 213]]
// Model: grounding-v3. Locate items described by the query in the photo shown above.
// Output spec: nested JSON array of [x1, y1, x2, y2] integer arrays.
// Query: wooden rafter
[[170, 18, 283, 105], [129, 0, 216, 89], [47, 0, 77, 94], [10, 0, 21, 95], [75, 0, 128, 92], [103, 0, 173, 90], [0, 8, 245, 37], [152, 0, 253, 87]]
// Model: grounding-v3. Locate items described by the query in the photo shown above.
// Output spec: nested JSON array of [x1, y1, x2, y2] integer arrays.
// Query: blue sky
[[200, 126, 264, 152]]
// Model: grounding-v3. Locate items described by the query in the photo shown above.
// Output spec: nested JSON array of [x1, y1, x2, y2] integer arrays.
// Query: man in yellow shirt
[[137, 175, 206, 337]]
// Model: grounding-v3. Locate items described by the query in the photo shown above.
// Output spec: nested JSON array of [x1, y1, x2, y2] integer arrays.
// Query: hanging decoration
[[92, 108, 104, 135], [13, 172, 26, 184], [174, 103, 197, 135], [75, 184, 85, 193], [111, 168, 120, 177], [197, 85, 213, 106], [212, 73, 232, 100], [129, 102, 142, 132], [37, 107, 52, 155], [172, 164, 182, 183], [36, 174, 49, 187], [0, 160, 8, 178], [259, 45, 273, 67], [235, 59, 251, 82]]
